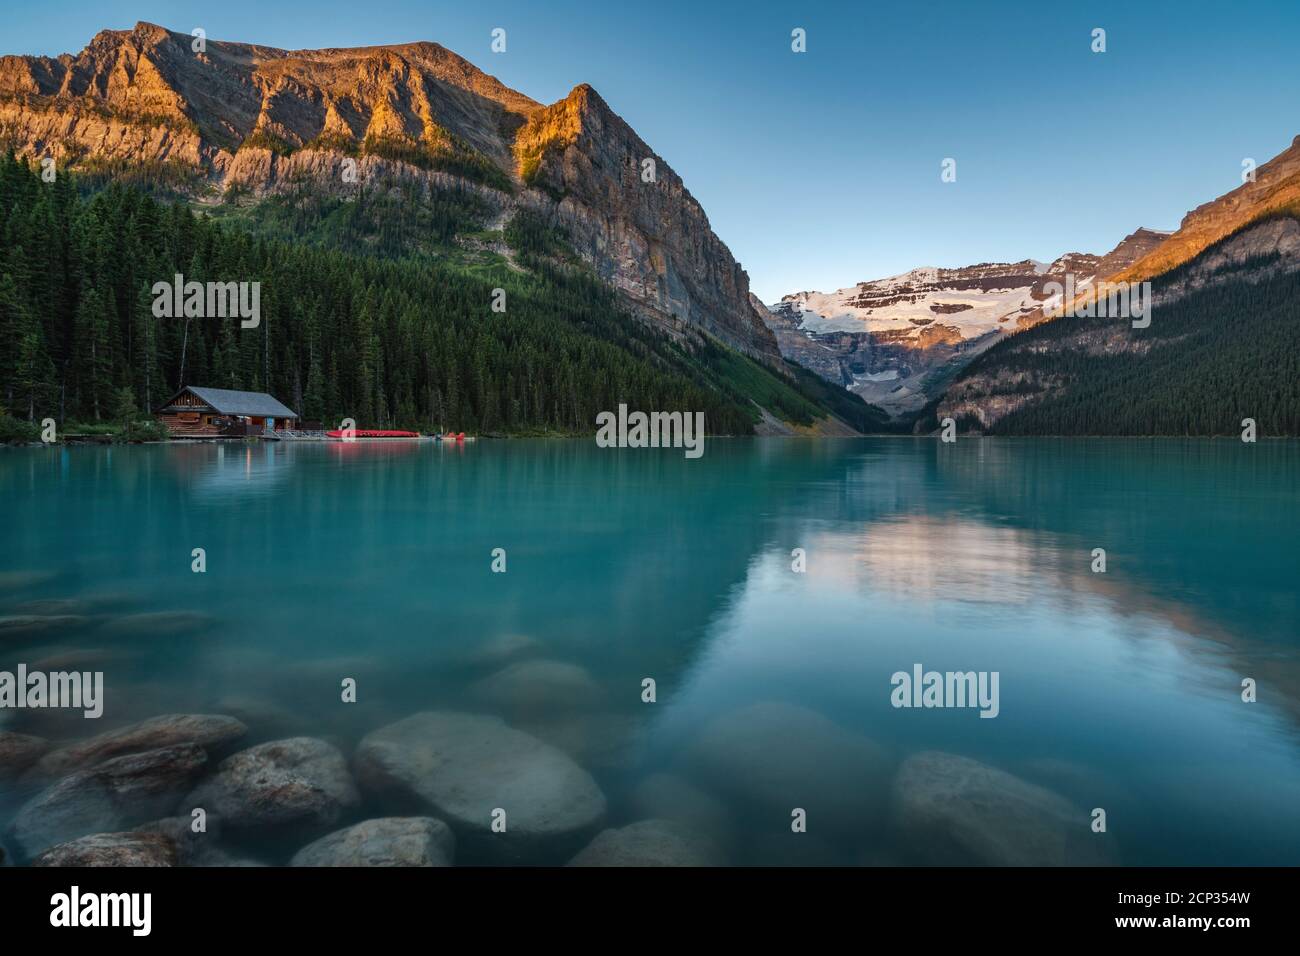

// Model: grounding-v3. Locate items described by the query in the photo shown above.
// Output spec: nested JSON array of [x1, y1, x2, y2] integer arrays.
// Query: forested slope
[[0, 154, 889, 435], [936, 217, 1300, 436]]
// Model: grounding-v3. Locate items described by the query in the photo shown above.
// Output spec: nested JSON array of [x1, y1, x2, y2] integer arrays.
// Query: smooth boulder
[[34, 713, 247, 778], [891, 751, 1114, 866], [519, 711, 640, 772], [291, 817, 455, 867], [470, 659, 604, 716], [33, 831, 177, 867], [355, 711, 606, 863], [685, 701, 891, 833], [463, 632, 540, 666], [186, 737, 359, 835], [628, 772, 735, 849], [568, 820, 724, 867], [11, 744, 208, 857]]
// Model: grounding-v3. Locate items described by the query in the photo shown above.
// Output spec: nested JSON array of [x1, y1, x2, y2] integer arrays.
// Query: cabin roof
[[160, 386, 298, 418]]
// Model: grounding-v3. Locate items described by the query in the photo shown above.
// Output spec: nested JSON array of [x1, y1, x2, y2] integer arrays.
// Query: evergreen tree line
[[0, 151, 835, 435], [949, 248, 1300, 436]]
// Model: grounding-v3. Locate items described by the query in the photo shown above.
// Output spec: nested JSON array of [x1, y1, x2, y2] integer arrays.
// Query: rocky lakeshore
[[0, 579, 1123, 867]]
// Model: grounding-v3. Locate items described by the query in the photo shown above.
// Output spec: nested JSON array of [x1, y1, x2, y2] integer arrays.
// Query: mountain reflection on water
[[1, 438, 1296, 866]]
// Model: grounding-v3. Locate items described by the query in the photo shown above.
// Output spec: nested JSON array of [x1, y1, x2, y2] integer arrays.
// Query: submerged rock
[[0, 614, 91, 642], [186, 737, 359, 835], [0, 570, 59, 593], [463, 632, 540, 666], [291, 654, 388, 683], [11, 744, 208, 857], [470, 659, 604, 716], [28, 647, 134, 671], [891, 751, 1114, 866], [628, 773, 735, 849], [568, 819, 724, 866], [291, 817, 455, 867], [133, 814, 222, 865], [0, 731, 49, 779], [35, 713, 247, 778], [685, 701, 891, 833], [99, 611, 216, 640], [13, 599, 85, 615], [519, 711, 640, 772], [33, 831, 178, 867], [15, 593, 134, 616], [129, 815, 263, 866], [204, 695, 305, 739], [196, 850, 267, 867], [355, 711, 606, 863]]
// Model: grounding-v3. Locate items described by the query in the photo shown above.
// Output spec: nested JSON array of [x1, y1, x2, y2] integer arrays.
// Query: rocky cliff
[[0, 22, 781, 365]]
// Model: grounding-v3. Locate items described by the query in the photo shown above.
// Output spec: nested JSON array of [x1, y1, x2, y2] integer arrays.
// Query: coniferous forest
[[0, 152, 885, 437], [945, 239, 1300, 437]]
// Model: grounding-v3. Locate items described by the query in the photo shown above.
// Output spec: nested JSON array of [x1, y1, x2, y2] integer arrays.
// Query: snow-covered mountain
[[766, 232, 1170, 418]]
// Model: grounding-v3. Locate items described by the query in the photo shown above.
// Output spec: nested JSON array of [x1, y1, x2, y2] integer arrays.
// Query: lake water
[[2, 437, 1298, 866]]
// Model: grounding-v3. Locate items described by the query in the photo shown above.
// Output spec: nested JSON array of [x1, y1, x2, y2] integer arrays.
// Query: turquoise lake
[[2, 437, 1298, 865]]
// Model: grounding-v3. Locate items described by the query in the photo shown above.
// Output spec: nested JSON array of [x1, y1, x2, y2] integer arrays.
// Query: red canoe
[[326, 429, 422, 439]]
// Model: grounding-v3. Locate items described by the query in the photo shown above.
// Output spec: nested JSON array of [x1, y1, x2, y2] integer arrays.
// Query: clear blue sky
[[6, 1, 1298, 300]]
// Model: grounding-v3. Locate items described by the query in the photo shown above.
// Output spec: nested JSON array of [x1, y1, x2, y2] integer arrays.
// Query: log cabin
[[155, 386, 300, 437]]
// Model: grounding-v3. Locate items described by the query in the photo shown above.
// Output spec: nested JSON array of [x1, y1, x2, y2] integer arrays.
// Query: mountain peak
[[0, 23, 782, 366], [84, 20, 176, 51], [1108, 134, 1300, 284]]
